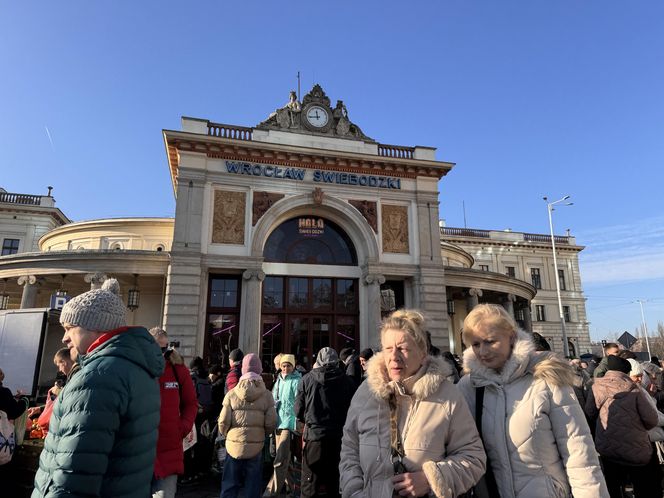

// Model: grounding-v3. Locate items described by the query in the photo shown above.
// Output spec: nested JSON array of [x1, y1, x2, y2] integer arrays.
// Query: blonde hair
[[462, 304, 517, 344], [149, 327, 168, 339], [380, 309, 428, 353]]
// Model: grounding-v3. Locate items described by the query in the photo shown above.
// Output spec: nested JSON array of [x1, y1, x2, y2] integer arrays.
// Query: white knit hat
[[60, 278, 127, 332], [627, 358, 644, 377]]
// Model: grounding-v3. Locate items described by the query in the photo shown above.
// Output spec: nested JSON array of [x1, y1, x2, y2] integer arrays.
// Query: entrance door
[[288, 315, 332, 371]]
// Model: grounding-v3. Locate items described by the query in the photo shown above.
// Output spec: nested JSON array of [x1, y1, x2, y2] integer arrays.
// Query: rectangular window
[[312, 278, 332, 309], [531, 268, 542, 289], [535, 305, 546, 322], [479, 265, 489, 272], [563, 305, 571, 322], [263, 276, 284, 309], [558, 269, 567, 291], [288, 278, 309, 308], [1, 238, 19, 256], [506, 266, 516, 278], [209, 277, 239, 308], [336, 279, 356, 311]]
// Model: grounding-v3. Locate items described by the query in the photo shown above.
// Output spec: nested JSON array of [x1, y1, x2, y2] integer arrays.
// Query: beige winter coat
[[218, 377, 277, 459], [458, 330, 608, 498], [585, 370, 658, 465], [339, 354, 486, 498]]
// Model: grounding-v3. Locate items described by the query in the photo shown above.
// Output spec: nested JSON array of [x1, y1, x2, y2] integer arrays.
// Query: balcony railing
[[207, 122, 253, 141], [441, 227, 491, 238], [0, 192, 42, 205], [377, 143, 415, 159], [523, 233, 570, 244]]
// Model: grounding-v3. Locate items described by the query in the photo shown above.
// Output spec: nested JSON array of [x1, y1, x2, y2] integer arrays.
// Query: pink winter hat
[[240, 353, 263, 381]]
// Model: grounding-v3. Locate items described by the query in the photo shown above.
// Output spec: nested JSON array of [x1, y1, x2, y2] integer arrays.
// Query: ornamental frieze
[[252, 191, 284, 226], [349, 199, 378, 233], [212, 190, 246, 244], [381, 205, 409, 254]]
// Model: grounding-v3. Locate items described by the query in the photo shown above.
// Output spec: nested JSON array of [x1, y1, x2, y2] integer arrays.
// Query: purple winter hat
[[240, 353, 263, 381]]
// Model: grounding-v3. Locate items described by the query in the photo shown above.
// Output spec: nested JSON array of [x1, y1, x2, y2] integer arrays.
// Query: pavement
[[176, 473, 223, 498]]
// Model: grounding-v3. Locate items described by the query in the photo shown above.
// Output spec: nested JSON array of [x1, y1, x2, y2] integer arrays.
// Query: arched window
[[264, 217, 357, 265]]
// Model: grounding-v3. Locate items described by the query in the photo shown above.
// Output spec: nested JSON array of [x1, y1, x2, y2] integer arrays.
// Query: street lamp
[[543, 195, 573, 357], [635, 299, 652, 357]]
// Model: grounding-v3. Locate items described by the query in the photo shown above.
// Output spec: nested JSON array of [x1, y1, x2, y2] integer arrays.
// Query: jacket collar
[[463, 329, 577, 388], [365, 352, 453, 401]]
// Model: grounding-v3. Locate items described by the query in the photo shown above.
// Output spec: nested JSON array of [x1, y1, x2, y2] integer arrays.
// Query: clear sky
[[1, 1, 663, 341]]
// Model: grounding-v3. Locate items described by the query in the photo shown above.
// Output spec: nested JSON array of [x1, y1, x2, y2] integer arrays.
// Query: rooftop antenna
[[462, 200, 468, 228], [297, 71, 301, 102]]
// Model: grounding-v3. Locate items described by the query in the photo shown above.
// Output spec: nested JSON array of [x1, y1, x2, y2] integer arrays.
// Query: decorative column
[[522, 305, 533, 332], [240, 269, 265, 354], [363, 273, 385, 347], [466, 288, 483, 311], [18, 275, 38, 308], [502, 293, 516, 317], [84, 272, 107, 290]]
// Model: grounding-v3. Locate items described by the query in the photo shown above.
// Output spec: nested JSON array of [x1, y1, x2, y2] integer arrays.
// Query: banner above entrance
[[225, 161, 402, 190]]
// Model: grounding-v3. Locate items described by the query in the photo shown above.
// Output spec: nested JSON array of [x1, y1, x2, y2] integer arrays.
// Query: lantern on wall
[[0, 279, 9, 310], [447, 298, 456, 315], [127, 274, 140, 311]]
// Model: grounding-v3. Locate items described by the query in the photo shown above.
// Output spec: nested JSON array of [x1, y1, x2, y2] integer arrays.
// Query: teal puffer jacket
[[273, 370, 302, 431], [32, 327, 164, 498]]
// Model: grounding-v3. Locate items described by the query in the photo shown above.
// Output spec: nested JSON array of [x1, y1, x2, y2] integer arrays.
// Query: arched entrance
[[260, 216, 360, 370]]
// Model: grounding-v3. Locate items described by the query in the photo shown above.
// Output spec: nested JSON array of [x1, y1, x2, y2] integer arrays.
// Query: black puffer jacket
[[295, 363, 356, 441]]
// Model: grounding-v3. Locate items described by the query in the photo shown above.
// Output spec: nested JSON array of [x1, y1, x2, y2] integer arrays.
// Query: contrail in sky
[[45, 126, 55, 152]]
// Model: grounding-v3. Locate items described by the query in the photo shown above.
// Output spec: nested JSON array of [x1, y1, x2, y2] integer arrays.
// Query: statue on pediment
[[257, 85, 375, 142]]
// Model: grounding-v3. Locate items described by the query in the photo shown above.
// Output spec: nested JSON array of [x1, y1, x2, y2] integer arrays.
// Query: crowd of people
[[2, 281, 664, 497]]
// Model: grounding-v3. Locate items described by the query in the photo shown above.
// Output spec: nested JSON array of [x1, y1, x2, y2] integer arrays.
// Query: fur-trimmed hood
[[463, 329, 576, 388], [365, 352, 454, 400]]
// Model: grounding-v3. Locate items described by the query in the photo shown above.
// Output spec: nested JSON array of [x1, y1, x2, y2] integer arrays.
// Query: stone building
[[0, 85, 593, 366], [440, 225, 590, 356]]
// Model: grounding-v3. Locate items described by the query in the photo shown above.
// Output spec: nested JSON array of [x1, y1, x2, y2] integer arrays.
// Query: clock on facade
[[304, 105, 329, 128]]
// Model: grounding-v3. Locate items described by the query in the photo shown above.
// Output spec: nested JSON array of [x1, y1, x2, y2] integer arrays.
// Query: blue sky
[[1, 1, 663, 340]]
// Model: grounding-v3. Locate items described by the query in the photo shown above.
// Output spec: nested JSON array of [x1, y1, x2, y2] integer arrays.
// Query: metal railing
[[440, 227, 491, 238], [0, 192, 42, 205], [523, 233, 570, 244], [207, 122, 253, 141], [377, 143, 415, 159]]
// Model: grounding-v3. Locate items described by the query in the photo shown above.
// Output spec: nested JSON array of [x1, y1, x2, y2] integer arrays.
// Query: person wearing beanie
[[586, 352, 660, 497], [219, 353, 277, 498], [264, 353, 302, 497], [225, 348, 244, 393], [33, 278, 164, 498], [295, 347, 356, 498], [148, 327, 198, 498], [339, 347, 362, 387]]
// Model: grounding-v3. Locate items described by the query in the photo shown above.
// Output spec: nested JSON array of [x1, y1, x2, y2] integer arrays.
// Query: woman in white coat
[[457, 304, 608, 498], [340, 309, 486, 498]]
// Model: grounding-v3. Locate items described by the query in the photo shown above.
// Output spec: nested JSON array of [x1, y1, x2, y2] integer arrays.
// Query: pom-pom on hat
[[60, 278, 127, 332], [240, 353, 263, 381]]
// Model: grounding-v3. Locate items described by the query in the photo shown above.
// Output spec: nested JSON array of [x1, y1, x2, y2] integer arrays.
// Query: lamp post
[[544, 195, 573, 357], [635, 299, 652, 357]]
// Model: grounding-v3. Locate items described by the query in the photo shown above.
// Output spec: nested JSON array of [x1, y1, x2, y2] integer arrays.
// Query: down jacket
[[585, 370, 658, 465], [154, 349, 198, 479], [458, 329, 608, 498], [340, 354, 486, 498], [219, 377, 277, 459], [273, 370, 302, 431], [32, 327, 164, 498]]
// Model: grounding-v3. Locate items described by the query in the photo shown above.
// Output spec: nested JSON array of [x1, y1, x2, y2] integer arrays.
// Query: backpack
[[0, 410, 15, 465], [195, 377, 213, 408]]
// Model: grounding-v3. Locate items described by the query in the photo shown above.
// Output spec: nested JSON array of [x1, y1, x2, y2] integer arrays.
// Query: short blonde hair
[[380, 309, 428, 353], [149, 327, 168, 339], [462, 304, 517, 344]]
